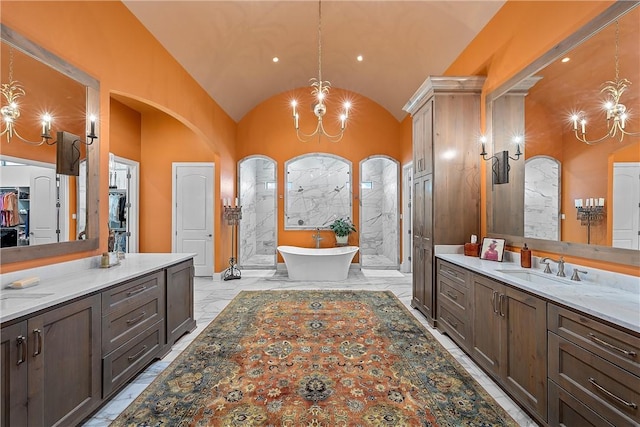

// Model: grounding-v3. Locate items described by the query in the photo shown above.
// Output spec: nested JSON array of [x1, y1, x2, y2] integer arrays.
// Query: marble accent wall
[[239, 157, 276, 266], [525, 156, 560, 241], [381, 160, 398, 263], [360, 157, 398, 265], [285, 154, 351, 228]]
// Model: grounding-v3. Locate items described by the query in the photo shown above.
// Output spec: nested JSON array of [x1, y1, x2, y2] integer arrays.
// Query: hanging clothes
[[1, 191, 19, 227]]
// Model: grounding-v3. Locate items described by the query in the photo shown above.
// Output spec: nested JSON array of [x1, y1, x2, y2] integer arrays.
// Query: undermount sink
[[495, 269, 569, 286], [0, 292, 54, 301]]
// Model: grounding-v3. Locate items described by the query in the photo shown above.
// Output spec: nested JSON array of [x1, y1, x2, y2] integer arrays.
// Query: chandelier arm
[[295, 119, 345, 143], [10, 128, 47, 146], [574, 129, 620, 145]]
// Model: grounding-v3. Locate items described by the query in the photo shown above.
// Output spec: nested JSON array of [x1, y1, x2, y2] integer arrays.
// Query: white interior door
[[173, 163, 214, 276], [29, 169, 58, 245], [612, 162, 640, 249]]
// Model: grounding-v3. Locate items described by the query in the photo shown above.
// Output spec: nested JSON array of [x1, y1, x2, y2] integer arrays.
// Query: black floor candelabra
[[576, 206, 605, 244], [223, 203, 242, 281]]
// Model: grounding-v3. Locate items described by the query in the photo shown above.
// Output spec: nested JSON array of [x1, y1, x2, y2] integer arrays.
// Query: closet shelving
[[1, 186, 30, 247]]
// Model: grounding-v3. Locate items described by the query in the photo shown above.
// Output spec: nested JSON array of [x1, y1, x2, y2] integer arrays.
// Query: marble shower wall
[[239, 157, 276, 266], [360, 157, 399, 265], [524, 156, 560, 241], [285, 154, 351, 228]]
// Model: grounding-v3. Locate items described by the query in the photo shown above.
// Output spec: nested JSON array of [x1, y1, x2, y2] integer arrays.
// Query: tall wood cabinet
[[404, 76, 484, 324]]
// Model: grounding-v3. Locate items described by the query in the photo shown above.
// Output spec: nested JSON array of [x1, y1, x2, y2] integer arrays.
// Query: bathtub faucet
[[312, 228, 323, 248]]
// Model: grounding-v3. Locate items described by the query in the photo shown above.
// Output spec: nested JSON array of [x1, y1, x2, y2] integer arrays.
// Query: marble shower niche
[[238, 156, 277, 267], [360, 156, 399, 268], [285, 154, 352, 229]]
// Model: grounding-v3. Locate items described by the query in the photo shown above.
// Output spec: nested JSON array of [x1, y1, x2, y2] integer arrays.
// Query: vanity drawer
[[437, 260, 467, 286], [102, 320, 164, 397], [548, 333, 640, 427], [548, 304, 640, 377], [102, 271, 164, 315], [548, 380, 614, 427], [438, 303, 469, 351], [102, 293, 164, 354], [438, 274, 468, 313]]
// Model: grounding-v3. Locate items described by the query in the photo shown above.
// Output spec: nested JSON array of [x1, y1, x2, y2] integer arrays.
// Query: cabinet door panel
[[471, 275, 502, 377], [166, 260, 196, 346], [412, 238, 425, 307], [1, 322, 28, 427], [504, 287, 547, 420], [28, 294, 101, 427]]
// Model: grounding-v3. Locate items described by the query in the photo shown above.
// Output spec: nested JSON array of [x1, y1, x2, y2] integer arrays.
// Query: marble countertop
[[0, 253, 195, 324], [437, 253, 640, 334]]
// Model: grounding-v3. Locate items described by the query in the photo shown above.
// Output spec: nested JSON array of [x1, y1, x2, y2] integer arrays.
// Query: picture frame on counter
[[480, 237, 505, 262]]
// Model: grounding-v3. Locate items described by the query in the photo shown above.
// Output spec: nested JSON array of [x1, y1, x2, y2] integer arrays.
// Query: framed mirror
[[284, 153, 352, 229], [486, 2, 639, 267], [1, 25, 99, 265]]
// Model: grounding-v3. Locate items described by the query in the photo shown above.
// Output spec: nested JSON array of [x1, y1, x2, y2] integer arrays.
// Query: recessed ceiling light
[[356, 55, 363, 62], [561, 57, 570, 63], [272, 57, 279, 63]]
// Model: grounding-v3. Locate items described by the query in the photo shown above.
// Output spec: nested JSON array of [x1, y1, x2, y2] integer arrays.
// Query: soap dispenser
[[520, 243, 531, 268]]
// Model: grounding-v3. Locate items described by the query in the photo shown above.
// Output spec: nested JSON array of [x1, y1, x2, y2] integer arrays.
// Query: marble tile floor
[[360, 254, 398, 268], [82, 270, 538, 426]]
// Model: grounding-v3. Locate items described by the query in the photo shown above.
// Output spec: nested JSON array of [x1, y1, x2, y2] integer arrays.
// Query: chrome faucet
[[571, 269, 587, 281], [541, 256, 566, 277], [312, 228, 323, 248]]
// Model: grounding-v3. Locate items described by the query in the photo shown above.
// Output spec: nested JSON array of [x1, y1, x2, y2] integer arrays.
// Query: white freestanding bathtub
[[277, 246, 359, 281]]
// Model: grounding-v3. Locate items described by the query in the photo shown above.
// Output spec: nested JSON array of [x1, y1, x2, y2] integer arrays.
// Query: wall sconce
[[479, 136, 522, 185]]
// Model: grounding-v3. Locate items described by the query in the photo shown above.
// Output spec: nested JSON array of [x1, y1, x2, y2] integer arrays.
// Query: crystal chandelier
[[1, 48, 97, 146], [570, 20, 639, 144], [0, 49, 50, 145], [291, 0, 350, 143]]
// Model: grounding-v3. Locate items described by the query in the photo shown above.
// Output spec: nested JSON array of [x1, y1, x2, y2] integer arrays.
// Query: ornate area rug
[[112, 290, 518, 426]]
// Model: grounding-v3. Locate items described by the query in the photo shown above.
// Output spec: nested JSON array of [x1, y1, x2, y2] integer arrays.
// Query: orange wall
[[237, 87, 403, 260], [110, 100, 142, 163], [1, 1, 237, 272]]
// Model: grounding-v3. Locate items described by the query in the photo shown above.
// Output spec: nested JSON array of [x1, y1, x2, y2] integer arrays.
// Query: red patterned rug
[[112, 290, 518, 426]]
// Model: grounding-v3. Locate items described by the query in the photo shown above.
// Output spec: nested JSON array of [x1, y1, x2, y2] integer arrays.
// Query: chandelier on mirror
[[291, 0, 351, 143], [570, 20, 639, 145], [1, 48, 97, 146]]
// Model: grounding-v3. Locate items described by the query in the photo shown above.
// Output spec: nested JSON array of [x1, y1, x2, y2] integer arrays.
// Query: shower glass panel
[[238, 156, 277, 268], [360, 156, 399, 268]]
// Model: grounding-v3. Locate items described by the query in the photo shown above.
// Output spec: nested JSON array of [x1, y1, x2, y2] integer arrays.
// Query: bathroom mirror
[[0, 25, 99, 264], [285, 153, 352, 229], [486, 2, 639, 266]]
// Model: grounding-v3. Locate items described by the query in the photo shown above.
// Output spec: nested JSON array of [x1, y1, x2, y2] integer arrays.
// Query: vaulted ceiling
[[122, 1, 506, 122]]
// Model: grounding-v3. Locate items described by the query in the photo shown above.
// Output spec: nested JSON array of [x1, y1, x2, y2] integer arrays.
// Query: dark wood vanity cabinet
[[1, 295, 102, 427], [408, 76, 484, 325], [0, 258, 196, 426], [102, 271, 166, 397], [548, 304, 640, 427], [166, 259, 196, 346], [435, 263, 547, 424], [436, 260, 472, 352], [470, 274, 548, 422]]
